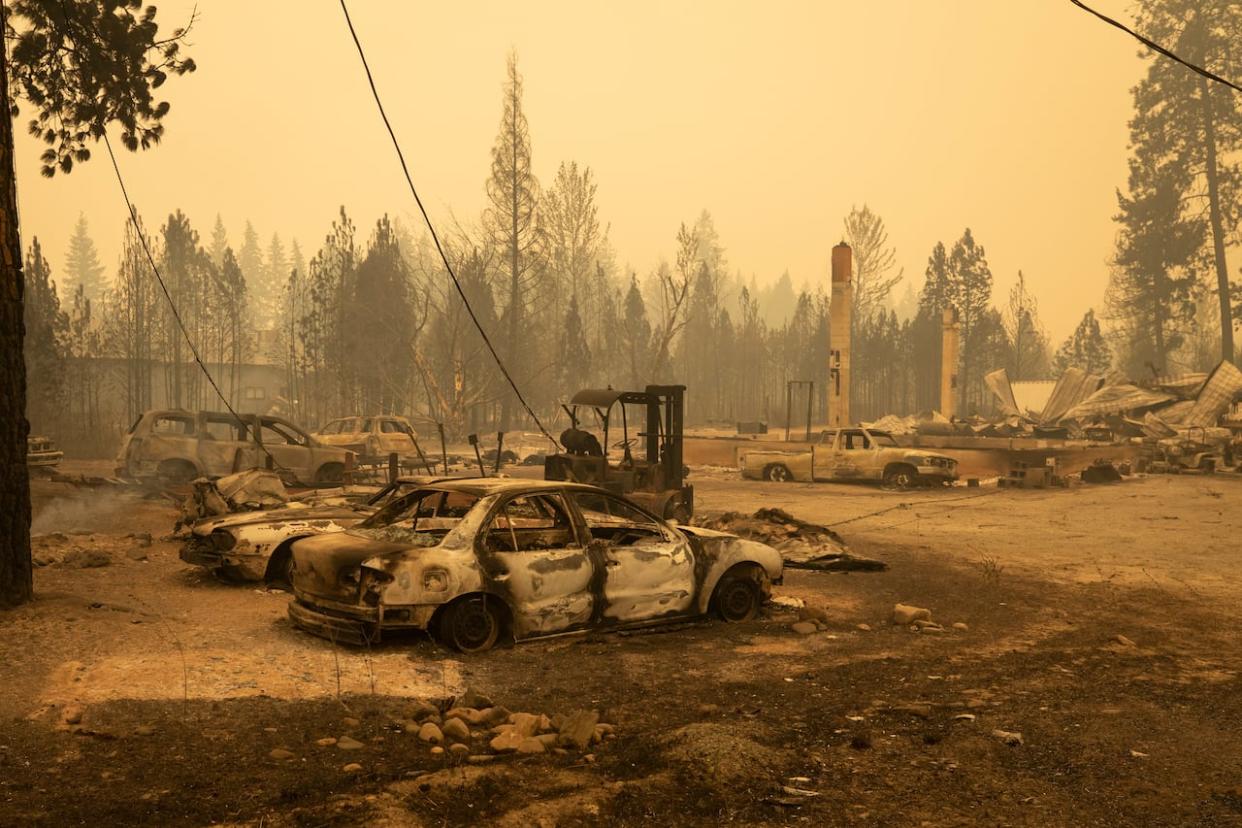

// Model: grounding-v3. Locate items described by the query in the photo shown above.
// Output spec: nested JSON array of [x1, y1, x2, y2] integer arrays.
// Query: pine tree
[[948, 229, 994, 410], [63, 213, 106, 301], [237, 220, 266, 325], [1055, 310, 1113, 375], [621, 275, 652, 388], [23, 238, 68, 433], [1130, 0, 1242, 361], [209, 214, 228, 270], [483, 52, 542, 429]]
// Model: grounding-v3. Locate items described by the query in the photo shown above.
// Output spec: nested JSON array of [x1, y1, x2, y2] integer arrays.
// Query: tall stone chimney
[[828, 241, 852, 428], [940, 306, 960, 419]]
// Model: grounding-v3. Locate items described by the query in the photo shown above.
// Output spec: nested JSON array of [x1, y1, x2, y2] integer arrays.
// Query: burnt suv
[[117, 409, 355, 486]]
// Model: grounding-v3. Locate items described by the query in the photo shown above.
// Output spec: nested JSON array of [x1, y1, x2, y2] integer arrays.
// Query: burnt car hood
[[290, 530, 424, 603], [194, 503, 373, 534]]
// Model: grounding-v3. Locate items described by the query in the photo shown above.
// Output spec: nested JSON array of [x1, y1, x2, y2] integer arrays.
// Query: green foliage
[[1054, 310, 1113, 376], [63, 212, 106, 300], [22, 238, 68, 431], [4, 0, 196, 176]]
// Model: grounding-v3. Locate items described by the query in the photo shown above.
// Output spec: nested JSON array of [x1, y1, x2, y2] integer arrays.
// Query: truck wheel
[[1199, 457, 1216, 474], [883, 465, 917, 490], [764, 464, 793, 482]]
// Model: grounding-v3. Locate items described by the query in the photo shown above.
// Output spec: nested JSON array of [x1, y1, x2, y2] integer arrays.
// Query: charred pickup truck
[[742, 427, 958, 488], [287, 479, 782, 652]]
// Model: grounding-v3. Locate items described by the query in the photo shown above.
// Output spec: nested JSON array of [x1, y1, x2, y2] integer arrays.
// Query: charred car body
[[180, 478, 436, 585], [287, 479, 782, 652], [314, 415, 423, 463], [117, 409, 355, 486]]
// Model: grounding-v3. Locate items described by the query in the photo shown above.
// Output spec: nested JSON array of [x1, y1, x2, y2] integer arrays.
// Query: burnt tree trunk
[[0, 48, 33, 608], [1199, 76, 1234, 365]]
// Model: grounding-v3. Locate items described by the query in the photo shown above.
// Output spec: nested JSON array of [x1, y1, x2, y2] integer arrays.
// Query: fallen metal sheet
[[984, 368, 1021, 417], [1040, 368, 1104, 424], [1061, 384, 1175, 422], [1181, 360, 1242, 428]]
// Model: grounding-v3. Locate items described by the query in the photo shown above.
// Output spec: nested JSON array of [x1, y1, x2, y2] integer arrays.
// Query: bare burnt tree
[[484, 53, 542, 430]]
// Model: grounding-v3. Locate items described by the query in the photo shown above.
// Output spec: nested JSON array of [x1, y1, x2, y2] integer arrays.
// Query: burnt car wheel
[[883, 466, 917, 490], [764, 464, 793, 482], [157, 459, 198, 486], [315, 462, 345, 484], [439, 596, 502, 653], [712, 572, 762, 623]]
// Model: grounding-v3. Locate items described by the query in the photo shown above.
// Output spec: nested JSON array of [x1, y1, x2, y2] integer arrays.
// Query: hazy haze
[[14, 0, 1143, 341]]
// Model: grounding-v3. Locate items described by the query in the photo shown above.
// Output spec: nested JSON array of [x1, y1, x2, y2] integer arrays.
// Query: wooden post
[[468, 433, 486, 478], [388, 452, 399, 483], [437, 422, 448, 475], [494, 431, 505, 474]]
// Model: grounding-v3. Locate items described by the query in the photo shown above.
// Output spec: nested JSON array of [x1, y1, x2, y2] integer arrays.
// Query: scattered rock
[[490, 730, 523, 753], [342, 717, 360, 728], [133, 725, 155, 737], [62, 550, 110, 569], [790, 621, 818, 635], [892, 703, 933, 719], [418, 722, 444, 744], [62, 706, 83, 725], [697, 703, 720, 716], [130, 532, 153, 547], [449, 743, 470, 758], [537, 733, 559, 748], [856, 623, 872, 632], [467, 755, 497, 764], [407, 701, 439, 721], [952, 714, 976, 722], [441, 718, 469, 743], [1112, 634, 1136, 647], [125, 549, 149, 562], [269, 748, 295, 760], [481, 706, 510, 726], [430, 746, 445, 756], [336, 735, 365, 751], [797, 604, 832, 625], [892, 604, 931, 625], [342, 762, 363, 773], [991, 729, 1023, 746], [459, 689, 494, 710], [952, 622, 969, 631], [516, 737, 546, 754], [510, 712, 541, 738], [557, 710, 600, 751], [316, 737, 338, 747]]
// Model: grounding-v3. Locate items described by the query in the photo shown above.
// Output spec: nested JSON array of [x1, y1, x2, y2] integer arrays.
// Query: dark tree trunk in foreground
[[0, 49, 33, 608]]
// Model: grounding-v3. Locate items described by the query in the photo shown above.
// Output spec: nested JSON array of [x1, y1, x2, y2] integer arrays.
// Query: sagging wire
[[338, 0, 558, 450]]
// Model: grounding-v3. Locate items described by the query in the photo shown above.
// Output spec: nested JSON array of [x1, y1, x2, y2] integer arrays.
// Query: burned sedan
[[181, 478, 436, 586], [287, 479, 783, 652]]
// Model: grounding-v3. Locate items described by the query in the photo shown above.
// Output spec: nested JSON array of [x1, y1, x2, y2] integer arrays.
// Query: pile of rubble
[[30, 531, 153, 568], [693, 508, 886, 571]]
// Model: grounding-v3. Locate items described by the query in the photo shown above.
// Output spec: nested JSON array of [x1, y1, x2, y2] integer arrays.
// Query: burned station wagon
[[287, 479, 783, 652]]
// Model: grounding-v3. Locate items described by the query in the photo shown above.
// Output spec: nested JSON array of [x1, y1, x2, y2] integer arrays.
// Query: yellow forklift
[[544, 385, 694, 522]]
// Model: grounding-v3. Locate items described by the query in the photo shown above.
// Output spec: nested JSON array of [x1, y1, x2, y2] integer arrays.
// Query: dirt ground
[[3, 467, 1242, 826]]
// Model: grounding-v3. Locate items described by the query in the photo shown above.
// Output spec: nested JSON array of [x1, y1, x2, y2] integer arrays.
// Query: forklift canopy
[[569, 389, 653, 409]]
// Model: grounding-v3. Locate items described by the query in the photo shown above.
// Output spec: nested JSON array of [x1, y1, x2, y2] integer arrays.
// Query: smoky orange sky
[[14, 0, 1149, 342]]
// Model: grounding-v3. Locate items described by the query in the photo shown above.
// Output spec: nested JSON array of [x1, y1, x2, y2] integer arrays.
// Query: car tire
[[315, 462, 345, 484], [438, 596, 503, 653], [883, 465, 917, 490], [764, 464, 793, 482], [711, 570, 763, 623]]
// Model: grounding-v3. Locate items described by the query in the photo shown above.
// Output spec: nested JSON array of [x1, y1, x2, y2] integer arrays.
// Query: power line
[[101, 133, 292, 477], [1069, 0, 1242, 94], [337, 0, 558, 449]]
